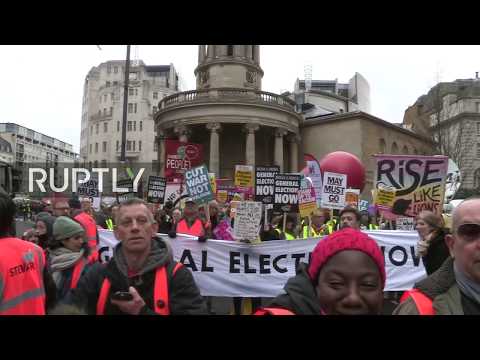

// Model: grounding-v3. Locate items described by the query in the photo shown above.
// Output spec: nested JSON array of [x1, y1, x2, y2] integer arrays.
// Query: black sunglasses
[[456, 223, 480, 239]]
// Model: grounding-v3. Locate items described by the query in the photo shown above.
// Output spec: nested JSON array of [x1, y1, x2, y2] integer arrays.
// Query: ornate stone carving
[[246, 71, 256, 84]]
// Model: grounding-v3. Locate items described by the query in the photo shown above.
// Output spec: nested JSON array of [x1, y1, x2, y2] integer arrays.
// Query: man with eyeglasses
[[53, 199, 71, 218], [394, 197, 480, 315]]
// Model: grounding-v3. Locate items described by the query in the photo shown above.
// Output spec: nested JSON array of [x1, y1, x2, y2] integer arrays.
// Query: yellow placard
[[217, 190, 228, 203], [208, 173, 217, 195], [375, 187, 396, 208], [234, 165, 254, 187], [299, 201, 317, 218]]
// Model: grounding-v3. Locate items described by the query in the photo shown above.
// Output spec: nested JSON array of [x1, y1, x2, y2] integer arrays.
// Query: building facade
[[0, 123, 78, 194], [302, 111, 435, 201], [155, 45, 303, 179], [403, 76, 480, 193], [81, 60, 179, 169]]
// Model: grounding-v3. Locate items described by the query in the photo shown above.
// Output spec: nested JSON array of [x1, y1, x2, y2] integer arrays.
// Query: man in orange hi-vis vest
[[0, 193, 57, 315]]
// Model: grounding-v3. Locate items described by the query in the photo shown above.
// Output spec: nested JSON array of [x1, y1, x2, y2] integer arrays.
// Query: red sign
[[165, 139, 204, 181]]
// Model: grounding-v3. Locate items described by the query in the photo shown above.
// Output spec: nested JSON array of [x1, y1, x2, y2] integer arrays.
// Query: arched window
[[227, 45, 233, 56], [402, 145, 409, 154], [391, 142, 399, 154], [379, 139, 386, 154], [413, 148, 418, 155], [474, 168, 480, 189]]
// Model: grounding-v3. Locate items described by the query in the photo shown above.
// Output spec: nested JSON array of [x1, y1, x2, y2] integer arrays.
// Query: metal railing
[[158, 87, 296, 111]]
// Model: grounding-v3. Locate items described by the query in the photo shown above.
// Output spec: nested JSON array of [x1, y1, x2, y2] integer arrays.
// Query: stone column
[[244, 124, 260, 166], [157, 128, 166, 176], [274, 128, 287, 172], [198, 45, 206, 63], [174, 125, 190, 143], [287, 134, 300, 173], [207, 122, 221, 175], [253, 45, 260, 64]]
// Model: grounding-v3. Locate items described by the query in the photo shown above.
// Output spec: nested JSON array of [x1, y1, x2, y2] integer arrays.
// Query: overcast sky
[[1, 45, 480, 153]]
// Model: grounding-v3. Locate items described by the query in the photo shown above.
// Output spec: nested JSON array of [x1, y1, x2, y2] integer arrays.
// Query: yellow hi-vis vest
[[369, 224, 379, 230], [302, 225, 321, 238], [274, 228, 296, 240]]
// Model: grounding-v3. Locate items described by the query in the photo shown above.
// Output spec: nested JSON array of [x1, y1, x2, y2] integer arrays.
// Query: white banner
[[98, 229, 426, 297]]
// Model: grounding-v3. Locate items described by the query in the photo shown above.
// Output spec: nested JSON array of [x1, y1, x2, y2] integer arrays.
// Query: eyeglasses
[[456, 223, 480, 240]]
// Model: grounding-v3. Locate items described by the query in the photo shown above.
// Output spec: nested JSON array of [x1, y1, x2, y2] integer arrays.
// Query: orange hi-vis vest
[[400, 289, 435, 315], [0, 238, 46, 315], [74, 212, 98, 249], [254, 307, 295, 315], [177, 218, 205, 237], [96, 263, 183, 315], [70, 259, 87, 290]]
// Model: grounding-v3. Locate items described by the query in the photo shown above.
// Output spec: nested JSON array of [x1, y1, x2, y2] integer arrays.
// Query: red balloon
[[319, 151, 366, 192]]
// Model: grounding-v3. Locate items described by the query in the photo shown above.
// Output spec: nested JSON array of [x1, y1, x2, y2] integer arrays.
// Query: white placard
[[233, 201, 263, 240], [321, 172, 347, 210]]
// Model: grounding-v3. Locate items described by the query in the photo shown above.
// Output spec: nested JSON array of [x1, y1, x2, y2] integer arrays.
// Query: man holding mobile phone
[[66, 198, 208, 315]]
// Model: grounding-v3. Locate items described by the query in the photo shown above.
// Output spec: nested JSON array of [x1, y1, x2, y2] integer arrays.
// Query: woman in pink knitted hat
[[255, 228, 386, 315]]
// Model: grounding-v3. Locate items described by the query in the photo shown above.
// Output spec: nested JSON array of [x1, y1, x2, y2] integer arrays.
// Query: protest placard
[[396, 217, 415, 230], [374, 155, 448, 218], [375, 185, 396, 210], [235, 165, 254, 187], [233, 201, 263, 240], [146, 176, 166, 203], [164, 140, 203, 181], [217, 190, 228, 203], [185, 165, 214, 204], [298, 187, 317, 218], [255, 165, 280, 204], [359, 200, 369, 212], [321, 172, 347, 210], [208, 173, 217, 195], [115, 179, 136, 203], [345, 189, 360, 209], [274, 174, 300, 213]]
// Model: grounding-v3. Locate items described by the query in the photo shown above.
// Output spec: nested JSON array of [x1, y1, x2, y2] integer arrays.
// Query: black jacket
[[422, 229, 450, 275], [266, 263, 321, 315], [65, 237, 208, 315]]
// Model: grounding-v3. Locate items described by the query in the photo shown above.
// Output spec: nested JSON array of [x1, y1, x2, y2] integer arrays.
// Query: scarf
[[454, 262, 480, 305]]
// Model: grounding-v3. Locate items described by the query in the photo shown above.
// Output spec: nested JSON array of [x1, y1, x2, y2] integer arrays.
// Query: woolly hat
[[308, 228, 386, 289], [53, 216, 85, 242]]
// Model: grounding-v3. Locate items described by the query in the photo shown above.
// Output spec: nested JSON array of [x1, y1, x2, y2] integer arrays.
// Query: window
[[477, 103, 480, 113], [116, 141, 119, 151], [90, 126, 93, 135], [94, 160, 98, 168], [107, 65, 111, 74], [477, 143, 480, 158], [129, 72, 138, 80], [132, 141, 136, 151], [95, 123, 99, 134], [402, 145, 409, 154], [134, 103, 137, 113], [95, 143, 98, 153], [102, 141, 107, 152], [98, 110, 101, 116], [129, 88, 134, 96], [413, 148, 418, 155], [391, 142, 399, 154], [104, 94, 107, 102], [117, 121, 120, 132], [111, 93, 114, 101], [153, 92, 158, 99], [128, 103, 133, 113], [128, 121, 133, 132], [127, 140, 131, 151], [109, 107, 113, 116], [152, 106, 157, 114], [101, 160, 107, 168], [379, 139, 386, 154], [139, 140, 142, 151], [154, 141, 158, 152], [89, 144, 92, 154], [114, 66, 118, 74], [135, 88, 138, 96], [133, 121, 136, 131], [104, 122, 108, 133], [113, 81, 118, 86], [139, 121, 143, 131], [227, 45, 233, 56], [475, 168, 480, 189], [477, 122, 480, 136], [103, 108, 107, 116], [106, 81, 110, 87]]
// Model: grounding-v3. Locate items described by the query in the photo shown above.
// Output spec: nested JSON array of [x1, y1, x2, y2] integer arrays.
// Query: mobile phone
[[111, 291, 133, 301]]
